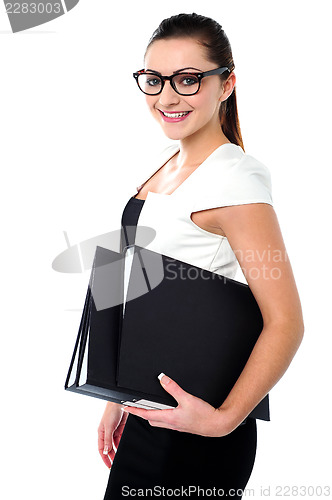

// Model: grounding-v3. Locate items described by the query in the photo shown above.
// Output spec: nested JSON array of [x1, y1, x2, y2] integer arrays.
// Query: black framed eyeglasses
[[133, 66, 230, 96]]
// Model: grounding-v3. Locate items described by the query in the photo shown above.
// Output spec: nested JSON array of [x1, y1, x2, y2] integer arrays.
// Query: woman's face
[[143, 37, 234, 141]]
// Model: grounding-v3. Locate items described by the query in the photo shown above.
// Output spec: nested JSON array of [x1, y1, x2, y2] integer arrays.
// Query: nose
[[158, 80, 180, 107]]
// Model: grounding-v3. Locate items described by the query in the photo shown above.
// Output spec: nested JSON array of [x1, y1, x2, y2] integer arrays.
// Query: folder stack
[[65, 245, 270, 420]]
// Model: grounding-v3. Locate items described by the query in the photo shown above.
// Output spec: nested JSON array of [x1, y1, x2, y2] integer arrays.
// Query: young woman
[[98, 13, 304, 499]]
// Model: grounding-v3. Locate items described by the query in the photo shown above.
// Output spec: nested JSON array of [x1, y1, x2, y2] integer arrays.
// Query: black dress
[[103, 196, 257, 499]]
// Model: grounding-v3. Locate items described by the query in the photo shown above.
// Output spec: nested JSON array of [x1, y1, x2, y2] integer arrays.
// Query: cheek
[[188, 90, 217, 115]]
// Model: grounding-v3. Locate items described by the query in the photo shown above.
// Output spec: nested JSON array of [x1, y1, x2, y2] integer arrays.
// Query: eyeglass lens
[[138, 73, 200, 95]]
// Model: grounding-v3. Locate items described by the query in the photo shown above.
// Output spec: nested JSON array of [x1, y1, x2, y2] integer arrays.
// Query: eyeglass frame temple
[[132, 66, 230, 95]]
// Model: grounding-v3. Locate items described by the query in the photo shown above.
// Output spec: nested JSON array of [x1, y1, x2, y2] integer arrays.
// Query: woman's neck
[[176, 131, 231, 170]]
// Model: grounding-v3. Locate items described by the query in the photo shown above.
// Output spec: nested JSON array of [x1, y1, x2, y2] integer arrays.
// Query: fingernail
[[103, 445, 109, 455], [158, 372, 170, 385]]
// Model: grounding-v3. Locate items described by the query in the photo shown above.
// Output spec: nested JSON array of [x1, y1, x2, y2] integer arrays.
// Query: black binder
[[65, 244, 270, 421]]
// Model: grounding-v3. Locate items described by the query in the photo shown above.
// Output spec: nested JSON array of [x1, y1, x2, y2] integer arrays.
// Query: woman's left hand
[[121, 373, 238, 437]]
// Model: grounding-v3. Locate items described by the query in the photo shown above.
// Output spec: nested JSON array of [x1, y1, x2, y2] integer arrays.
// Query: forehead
[[144, 38, 208, 72]]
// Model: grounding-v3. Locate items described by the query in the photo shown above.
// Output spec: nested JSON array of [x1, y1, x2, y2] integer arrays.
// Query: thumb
[[101, 426, 113, 456], [158, 372, 188, 403]]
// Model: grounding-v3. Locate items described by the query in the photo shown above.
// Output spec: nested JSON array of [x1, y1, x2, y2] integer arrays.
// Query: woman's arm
[[212, 202, 305, 426], [121, 202, 304, 436]]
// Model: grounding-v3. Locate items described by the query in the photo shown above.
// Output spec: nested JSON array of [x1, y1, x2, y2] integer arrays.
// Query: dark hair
[[144, 12, 244, 152]]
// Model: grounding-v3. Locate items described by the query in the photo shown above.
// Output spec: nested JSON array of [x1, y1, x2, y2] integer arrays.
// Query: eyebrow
[[145, 66, 202, 74]]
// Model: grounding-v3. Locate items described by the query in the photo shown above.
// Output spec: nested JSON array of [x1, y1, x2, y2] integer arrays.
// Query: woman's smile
[[158, 109, 193, 122]]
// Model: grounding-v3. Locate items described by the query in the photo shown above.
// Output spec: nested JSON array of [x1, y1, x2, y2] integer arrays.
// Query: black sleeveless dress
[[103, 196, 257, 499]]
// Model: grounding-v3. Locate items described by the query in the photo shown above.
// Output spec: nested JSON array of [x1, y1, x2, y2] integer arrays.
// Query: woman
[[98, 12, 304, 498]]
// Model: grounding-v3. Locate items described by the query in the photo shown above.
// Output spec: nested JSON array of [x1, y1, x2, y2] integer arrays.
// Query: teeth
[[162, 111, 190, 118]]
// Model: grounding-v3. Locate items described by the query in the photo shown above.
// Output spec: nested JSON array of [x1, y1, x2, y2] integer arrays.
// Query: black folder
[[65, 244, 270, 421]]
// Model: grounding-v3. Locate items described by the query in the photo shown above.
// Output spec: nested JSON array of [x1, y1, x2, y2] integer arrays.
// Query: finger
[[123, 406, 178, 430], [158, 373, 190, 404], [122, 406, 154, 419], [97, 427, 106, 457], [123, 406, 173, 421], [98, 442, 113, 468], [113, 421, 126, 450], [98, 426, 113, 468]]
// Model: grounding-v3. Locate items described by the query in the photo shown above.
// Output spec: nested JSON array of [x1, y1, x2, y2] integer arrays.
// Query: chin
[[159, 122, 193, 141], [161, 130, 185, 140], [162, 127, 199, 142]]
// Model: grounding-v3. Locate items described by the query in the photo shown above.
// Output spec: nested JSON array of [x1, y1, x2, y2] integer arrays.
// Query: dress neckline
[[134, 142, 242, 200]]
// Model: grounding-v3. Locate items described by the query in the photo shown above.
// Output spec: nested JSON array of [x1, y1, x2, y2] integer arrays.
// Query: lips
[[158, 109, 192, 123], [159, 110, 191, 116]]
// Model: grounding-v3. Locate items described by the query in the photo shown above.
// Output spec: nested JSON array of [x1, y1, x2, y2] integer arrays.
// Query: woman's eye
[[180, 76, 197, 86], [146, 78, 161, 86]]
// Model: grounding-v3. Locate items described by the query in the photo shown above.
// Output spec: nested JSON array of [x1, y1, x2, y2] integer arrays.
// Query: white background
[[1, 1, 331, 499]]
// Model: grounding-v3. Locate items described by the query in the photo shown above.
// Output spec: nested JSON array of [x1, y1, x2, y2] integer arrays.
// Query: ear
[[219, 72, 236, 102]]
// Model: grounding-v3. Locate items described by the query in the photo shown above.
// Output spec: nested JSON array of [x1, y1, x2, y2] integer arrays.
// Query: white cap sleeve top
[[133, 142, 273, 280]]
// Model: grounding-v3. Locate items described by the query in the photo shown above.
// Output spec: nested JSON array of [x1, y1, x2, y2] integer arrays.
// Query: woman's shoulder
[[228, 149, 273, 194], [193, 144, 274, 211], [211, 144, 272, 181]]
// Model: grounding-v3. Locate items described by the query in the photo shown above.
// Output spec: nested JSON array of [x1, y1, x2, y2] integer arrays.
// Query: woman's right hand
[[98, 402, 128, 468]]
